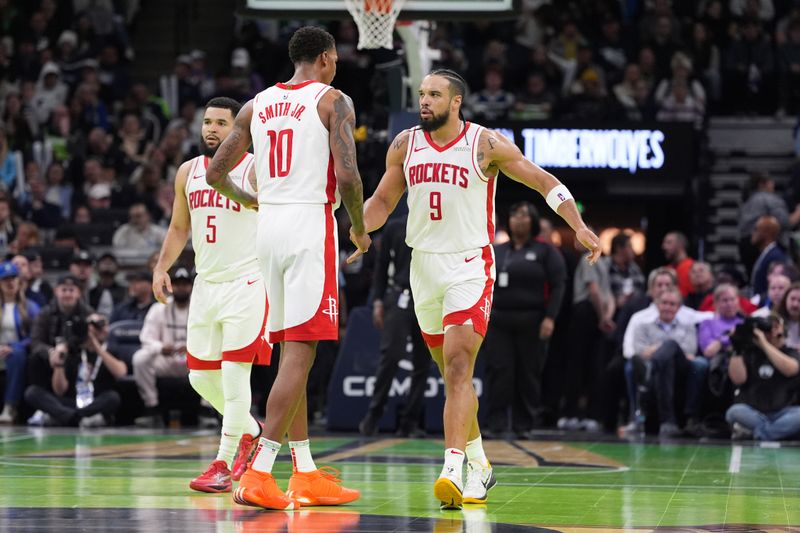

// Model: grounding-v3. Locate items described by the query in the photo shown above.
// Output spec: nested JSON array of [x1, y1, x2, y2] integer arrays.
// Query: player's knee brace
[[221, 361, 252, 405], [189, 369, 224, 409]]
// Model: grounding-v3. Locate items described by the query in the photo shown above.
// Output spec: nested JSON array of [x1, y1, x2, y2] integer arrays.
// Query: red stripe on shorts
[[222, 289, 272, 365], [186, 351, 222, 370], [421, 331, 445, 349], [442, 245, 494, 337], [270, 203, 339, 343]]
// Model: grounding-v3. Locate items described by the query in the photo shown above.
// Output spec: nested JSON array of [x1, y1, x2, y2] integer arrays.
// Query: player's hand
[[242, 193, 258, 211], [346, 229, 372, 264], [576, 227, 602, 264], [152, 269, 172, 304]]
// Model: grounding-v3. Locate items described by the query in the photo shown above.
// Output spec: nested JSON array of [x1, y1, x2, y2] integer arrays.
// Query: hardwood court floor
[[1, 428, 799, 532]]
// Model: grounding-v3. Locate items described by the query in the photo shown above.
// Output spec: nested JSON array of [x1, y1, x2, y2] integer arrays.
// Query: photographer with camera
[[725, 314, 800, 440], [24, 305, 126, 427]]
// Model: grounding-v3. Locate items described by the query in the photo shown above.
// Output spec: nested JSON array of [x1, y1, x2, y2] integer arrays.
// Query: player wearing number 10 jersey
[[349, 69, 602, 510], [206, 26, 368, 510]]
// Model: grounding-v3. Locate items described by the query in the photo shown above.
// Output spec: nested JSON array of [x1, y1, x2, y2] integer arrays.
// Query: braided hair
[[428, 68, 468, 122]]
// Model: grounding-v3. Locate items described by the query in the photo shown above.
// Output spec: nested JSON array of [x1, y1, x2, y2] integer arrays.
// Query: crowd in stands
[[0, 1, 800, 441]]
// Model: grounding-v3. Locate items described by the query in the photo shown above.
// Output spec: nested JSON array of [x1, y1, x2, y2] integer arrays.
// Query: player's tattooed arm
[[347, 130, 408, 265], [328, 90, 366, 235], [362, 130, 408, 232], [391, 131, 408, 152], [207, 100, 257, 210], [475, 132, 501, 178]]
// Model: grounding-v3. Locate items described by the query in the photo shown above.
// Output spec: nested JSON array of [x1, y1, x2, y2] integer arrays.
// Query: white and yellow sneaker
[[462, 460, 497, 504]]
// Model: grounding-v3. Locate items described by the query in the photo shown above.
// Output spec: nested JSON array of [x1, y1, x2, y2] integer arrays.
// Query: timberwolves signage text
[[388, 114, 694, 195], [496, 128, 665, 174]]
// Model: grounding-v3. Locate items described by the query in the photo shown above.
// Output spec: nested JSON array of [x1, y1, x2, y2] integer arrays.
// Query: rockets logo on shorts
[[480, 296, 492, 323], [322, 294, 338, 324]]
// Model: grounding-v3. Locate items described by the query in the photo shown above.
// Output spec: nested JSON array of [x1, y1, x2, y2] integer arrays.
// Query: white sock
[[289, 439, 317, 473], [465, 435, 489, 467], [215, 362, 253, 467], [440, 448, 465, 485], [250, 438, 281, 473]]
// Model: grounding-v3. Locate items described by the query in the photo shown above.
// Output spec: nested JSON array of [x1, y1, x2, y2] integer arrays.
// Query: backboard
[[239, 0, 520, 20]]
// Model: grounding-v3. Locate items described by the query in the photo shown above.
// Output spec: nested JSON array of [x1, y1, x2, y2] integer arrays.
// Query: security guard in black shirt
[[359, 215, 430, 437], [484, 201, 566, 437]]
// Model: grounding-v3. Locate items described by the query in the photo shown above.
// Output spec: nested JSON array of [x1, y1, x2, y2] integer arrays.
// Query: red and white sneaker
[[232, 419, 264, 481], [190, 460, 232, 493]]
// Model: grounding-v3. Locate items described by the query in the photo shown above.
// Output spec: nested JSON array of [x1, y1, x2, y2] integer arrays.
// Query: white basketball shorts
[[410, 245, 495, 348], [257, 203, 340, 343], [186, 273, 271, 370]]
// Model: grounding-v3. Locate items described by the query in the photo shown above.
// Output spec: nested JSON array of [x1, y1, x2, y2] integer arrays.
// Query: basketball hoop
[[344, 0, 407, 50]]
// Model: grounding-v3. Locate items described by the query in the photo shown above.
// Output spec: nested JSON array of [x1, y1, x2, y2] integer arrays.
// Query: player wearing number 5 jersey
[[206, 26, 368, 510], [348, 69, 602, 510], [152, 98, 270, 494]]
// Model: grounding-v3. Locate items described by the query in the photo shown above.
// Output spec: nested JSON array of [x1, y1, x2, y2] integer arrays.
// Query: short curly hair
[[288, 26, 336, 65]]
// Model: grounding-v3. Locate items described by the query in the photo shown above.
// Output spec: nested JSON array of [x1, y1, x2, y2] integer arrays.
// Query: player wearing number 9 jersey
[[348, 69, 602, 510], [206, 26, 367, 510]]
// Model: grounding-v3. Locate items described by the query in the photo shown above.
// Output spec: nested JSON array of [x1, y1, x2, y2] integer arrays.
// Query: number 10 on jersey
[[267, 129, 293, 178]]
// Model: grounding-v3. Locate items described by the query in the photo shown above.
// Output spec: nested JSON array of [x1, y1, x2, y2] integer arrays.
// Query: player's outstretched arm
[[206, 100, 257, 210], [325, 89, 370, 254], [346, 131, 408, 265], [365, 131, 408, 233], [483, 130, 601, 264], [153, 161, 193, 304]]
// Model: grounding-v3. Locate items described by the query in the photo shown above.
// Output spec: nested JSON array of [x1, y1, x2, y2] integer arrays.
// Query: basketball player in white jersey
[[349, 69, 601, 509], [206, 27, 369, 510], [154, 97, 336, 497], [153, 97, 271, 493]]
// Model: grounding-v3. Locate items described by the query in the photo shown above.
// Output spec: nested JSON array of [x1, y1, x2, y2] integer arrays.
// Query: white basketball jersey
[[250, 80, 338, 206], [403, 123, 496, 253], [186, 154, 260, 283]]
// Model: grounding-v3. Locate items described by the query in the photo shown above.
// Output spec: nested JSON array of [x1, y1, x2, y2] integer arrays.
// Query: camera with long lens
[[730, 316, 773, 354]]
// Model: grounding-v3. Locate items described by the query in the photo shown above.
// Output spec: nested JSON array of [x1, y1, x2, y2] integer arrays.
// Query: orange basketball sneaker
[[286, 466, 360, 506], [232, 420, 264, 481], [233, 468, 298, 510]]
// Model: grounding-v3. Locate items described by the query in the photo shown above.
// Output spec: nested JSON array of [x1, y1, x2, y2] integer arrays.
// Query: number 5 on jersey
[[206, 215, 217, 243], [267, 129, 293, 178], [430, 191, 442, 221]]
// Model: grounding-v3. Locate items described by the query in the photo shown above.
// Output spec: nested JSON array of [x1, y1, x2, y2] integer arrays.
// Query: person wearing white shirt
[[630, 287, 707, 437], [622, 268, 712, 435]]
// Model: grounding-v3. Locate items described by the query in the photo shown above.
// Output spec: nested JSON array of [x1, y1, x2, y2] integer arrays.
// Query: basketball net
[[344, 0, 407, 49]]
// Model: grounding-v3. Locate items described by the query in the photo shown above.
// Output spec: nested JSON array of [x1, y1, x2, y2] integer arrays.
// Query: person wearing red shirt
[[662, 232, 694, 297]]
